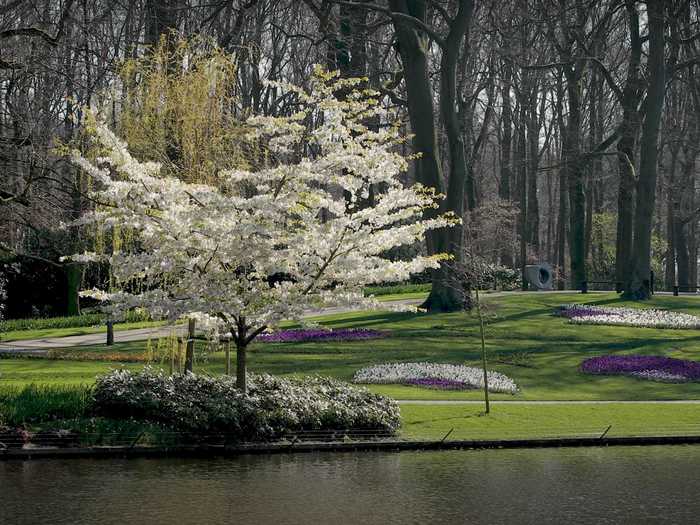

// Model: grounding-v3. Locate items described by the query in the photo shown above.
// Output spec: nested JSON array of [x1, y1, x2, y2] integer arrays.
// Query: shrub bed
[[556, 304, 700, 329], [580, 355, 700, 383], [93, 368, 400, 440], [353, 362, 519, 394]]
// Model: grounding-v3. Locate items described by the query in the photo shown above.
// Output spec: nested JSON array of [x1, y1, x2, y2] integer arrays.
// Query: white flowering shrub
[[353, 362, 518, 394], [557, 304, 700, 330], [67, 67, 456, 390], [93, 368, 400, 439]]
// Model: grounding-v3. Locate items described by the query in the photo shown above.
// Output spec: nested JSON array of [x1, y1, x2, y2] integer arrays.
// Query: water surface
[[2, 445, 698, 524]]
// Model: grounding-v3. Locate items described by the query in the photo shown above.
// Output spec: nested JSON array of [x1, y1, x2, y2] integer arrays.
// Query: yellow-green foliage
[[118, 35, 252, 184]]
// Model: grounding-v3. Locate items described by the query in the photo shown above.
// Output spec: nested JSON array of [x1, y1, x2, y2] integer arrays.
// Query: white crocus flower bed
[[557, 304, 700, 330], [353, 362, 518, 394]]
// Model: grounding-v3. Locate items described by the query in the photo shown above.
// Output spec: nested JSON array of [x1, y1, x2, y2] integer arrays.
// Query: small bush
[[480, 263, 521, 291], [93, 368, 400, 441]]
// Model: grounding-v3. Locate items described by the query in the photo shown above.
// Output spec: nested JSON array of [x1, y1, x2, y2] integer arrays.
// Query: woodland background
[[0, 0, 698, 317]]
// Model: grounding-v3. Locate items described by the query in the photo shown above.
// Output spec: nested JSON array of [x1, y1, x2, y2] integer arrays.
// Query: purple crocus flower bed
[[580, 355, 700, 383], [257, 328, 387, 343], [405, 378, 470, 390], [555, 305, 616, 319]]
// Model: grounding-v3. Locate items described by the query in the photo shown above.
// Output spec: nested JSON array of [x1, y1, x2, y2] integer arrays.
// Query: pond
[[2, 445, 699, 524]]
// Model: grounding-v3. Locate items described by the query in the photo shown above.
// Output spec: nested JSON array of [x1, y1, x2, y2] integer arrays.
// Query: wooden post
[[106, 320, 114, 346], [184, 318, 196, 373]]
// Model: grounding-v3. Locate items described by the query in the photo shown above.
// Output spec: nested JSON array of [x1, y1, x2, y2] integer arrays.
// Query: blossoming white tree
[[68, 68, 456, 392]]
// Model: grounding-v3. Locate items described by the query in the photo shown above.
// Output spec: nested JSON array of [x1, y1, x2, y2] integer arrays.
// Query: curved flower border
[[556, 304, 700, 330], [580, 355, 700, 383], [353, 362, 518, 394]]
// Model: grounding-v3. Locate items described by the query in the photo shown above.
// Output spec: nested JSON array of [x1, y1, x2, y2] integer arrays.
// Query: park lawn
[[400, 403, 700, 440], [4, 292, 700, 400], [0, 319, 170, 343]]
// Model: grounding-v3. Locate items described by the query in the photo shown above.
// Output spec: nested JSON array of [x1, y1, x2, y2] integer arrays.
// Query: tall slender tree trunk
[[554, 74, 567, 289], [563, 68, 586, 289], [499, 60, 514, 268], [526, 100, 540, 254], [615, 0, 642, 287], [624, 0, 665, 298], [516, 103, 528, 286]]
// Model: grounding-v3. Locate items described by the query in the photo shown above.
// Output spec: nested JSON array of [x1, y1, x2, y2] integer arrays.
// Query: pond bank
[[5, 434, 700, 461]]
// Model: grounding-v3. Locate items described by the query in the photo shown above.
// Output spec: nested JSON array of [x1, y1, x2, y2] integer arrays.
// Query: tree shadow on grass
[[314, 311, 423, 329]]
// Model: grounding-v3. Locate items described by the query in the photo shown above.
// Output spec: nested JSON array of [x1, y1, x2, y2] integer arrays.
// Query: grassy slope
[[4, 292, 700, 400], [400, 403, 700, 440]]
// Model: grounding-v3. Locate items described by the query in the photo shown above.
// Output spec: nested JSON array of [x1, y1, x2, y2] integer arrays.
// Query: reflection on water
[[2, 445, 699, 524]]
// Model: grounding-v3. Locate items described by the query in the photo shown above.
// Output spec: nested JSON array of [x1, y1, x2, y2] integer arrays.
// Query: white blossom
[[67, 69, 456, 348]]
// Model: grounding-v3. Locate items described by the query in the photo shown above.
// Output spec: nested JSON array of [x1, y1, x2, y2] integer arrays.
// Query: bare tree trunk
[[555, 74, 567, 289], [526, 98, 540, 254], [499, 59, 514, 268], [564, 68, 586, 290], [624, 0, 665, 299], [614, 1, 642, 287], [390, 0, 474, 312]]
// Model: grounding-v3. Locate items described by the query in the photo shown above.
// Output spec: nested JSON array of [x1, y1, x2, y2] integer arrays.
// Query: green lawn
[[0, 319, 169, 342], [4, 292, 700, 401], [400, 403, 700, 440]]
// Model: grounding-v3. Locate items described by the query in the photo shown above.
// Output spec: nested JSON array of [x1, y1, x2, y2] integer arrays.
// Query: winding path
[[0, 289, 692, 355], [0, 297, 423, 354]]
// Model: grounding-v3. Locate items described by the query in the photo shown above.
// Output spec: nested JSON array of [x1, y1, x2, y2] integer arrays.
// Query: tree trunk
[[499, 61, 513, 202], [236, 340, 247, 393], [184, 318, 195, 373], [555, 76, 568, 289], [563, 68, 586, 289], [615, 0, 642, 288], [499, 60, 514, 268], [516, 104, 528, 287], [526, 104, 540, 253], [390, 0, 474, 312], [65, 264, 81, 316], [665, 194, 677, 291], [624, 0, 665, 299]]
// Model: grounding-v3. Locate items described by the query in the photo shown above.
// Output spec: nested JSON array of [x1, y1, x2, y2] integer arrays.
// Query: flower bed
[[556, 304, 700, 329], [353, 362, 518, 394], [93, 368, 400, 440], [257, 328, 386, 343], [580, 355, 700, 383]]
